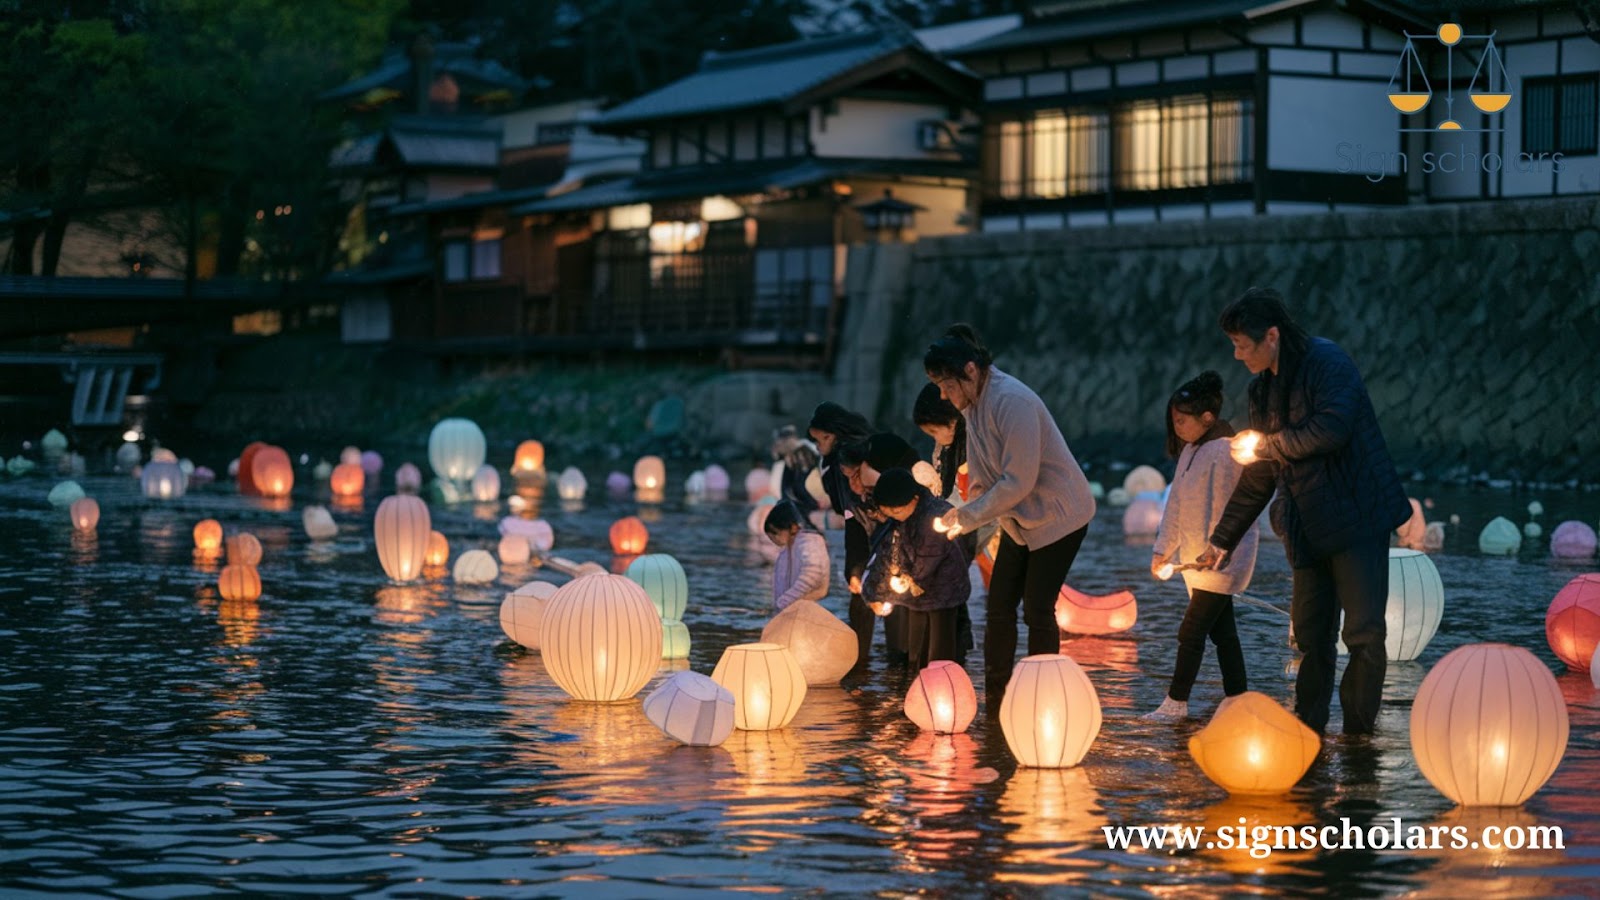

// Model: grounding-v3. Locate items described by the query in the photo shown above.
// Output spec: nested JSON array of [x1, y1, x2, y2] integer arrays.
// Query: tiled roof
[[330, 117, 502, 171]]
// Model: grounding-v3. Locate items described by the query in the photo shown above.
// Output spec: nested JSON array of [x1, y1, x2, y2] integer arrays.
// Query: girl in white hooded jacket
[[766, 500, 830, 611]]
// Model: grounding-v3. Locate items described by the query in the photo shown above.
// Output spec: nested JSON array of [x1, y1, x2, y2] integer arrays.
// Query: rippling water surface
[[1, 466, 1597, 897]]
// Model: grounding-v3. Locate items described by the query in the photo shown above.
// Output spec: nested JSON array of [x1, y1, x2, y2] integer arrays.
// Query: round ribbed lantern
[[643, 670, 736, 747], [1386, 549, 1445, 661], [712, 642, 807, 731], [69, 497, 100, 532], [251, 446, 293, 499], [428, 418, 486, 482], [1188, 692, 1320, 795], [904, 660, 978, 734], [760, 599, 857, 686], [500, 580, 558, 650], [225, 532, 262, 566], [1546, 574, 1600, 673], [624, 554, 688, 621], [541, 573, 662, 701], [218, 564, 262, 602], [374, 495, 430, 583], [1411, 643, 1568, 806], [141, 460, 187, 499], [999, 654, 1102, 768]]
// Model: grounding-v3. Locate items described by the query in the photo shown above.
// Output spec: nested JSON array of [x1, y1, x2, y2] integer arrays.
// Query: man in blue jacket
[[1200, 287, 1411, 737]]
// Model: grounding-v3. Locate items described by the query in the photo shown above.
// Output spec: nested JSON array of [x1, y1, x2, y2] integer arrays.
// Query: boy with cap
[[860, 467, 973, 672]]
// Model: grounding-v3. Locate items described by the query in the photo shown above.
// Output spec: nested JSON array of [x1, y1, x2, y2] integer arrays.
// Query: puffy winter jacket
[[861, 492, 971, 612]]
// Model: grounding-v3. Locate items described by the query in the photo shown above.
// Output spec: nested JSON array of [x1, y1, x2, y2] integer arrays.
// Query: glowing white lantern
[[662, 620, 691, 659], [303, 505, 338, 540], [1189, 692, 1320, 795], [556, 467, 587, 501], [395, 462, 423, 493], [498, 534, 531, 566], [1122, 498, 1163, 536], [905, 660, 978, 734], [454, 549, 499, 584], [140, 461, 187, 499], [374, 495, 431, 583], [1551, 521, 1597, 559], [1378, 549, 1444, 660], [703, 465, 731, 493], [1478, 516, 1521, 555], [1055, 584, 1137, 635], [427, 418, 486, 482], [69, 497, 99, 532], [685, 471, 707, 497], [643, 670, 735, 747], [48, 481, 85, 508], [624, 554, 688, 621], [1411, 643, 1568, 806], [712, 643, 807, 731], [361, 451, 383, 476], [999, 653, 1101, 768], [500, 580, 558, 650], [633, 455, 666, 491], [760, 599, 858, 685], [115, 442, 142, 470], [471, 465, 501, 502], [541, 573, 662, 701], [1123, 465, 1165, 497], [1545, 574, 1600, 673], [744, 468, 772, 501], [1106, 487, 1130, 507]]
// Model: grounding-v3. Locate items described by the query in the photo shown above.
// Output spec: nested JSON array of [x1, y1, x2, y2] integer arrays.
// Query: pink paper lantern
[[499, 516, 554, 552], [375, 495, 431, 583], [1055, 584, 1138, 635], [1121, 498, 1163, 537], [360, 450, 384, 476], [1550, 521, 1597, 560], [904, 661, 978, 734], [394, 462, 422, 493], [703, 465, 730, 493], [1546, 574, 1600, 672], [744, 468, 772, 501]]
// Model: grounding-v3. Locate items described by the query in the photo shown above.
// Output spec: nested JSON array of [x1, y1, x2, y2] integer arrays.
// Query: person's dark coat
[[1211, 337, 1410, 566], [861, 491, 971, 612]]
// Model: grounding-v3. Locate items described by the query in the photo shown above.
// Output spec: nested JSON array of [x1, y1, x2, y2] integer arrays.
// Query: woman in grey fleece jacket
[[924, 324, 1095, 709]]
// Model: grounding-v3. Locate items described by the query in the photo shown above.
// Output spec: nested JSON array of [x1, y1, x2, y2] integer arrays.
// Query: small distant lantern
[[1122, 498, 1163, 537], [191, 466, 215, 485], [115, 441, 142, 471], [685, 470, 708, 497], [1188, 692, 1320, 795], [454, 549, 499, 584], [1055, 584, 1138, 636], [904, 660, 978, 734], [999, 653, 1102, 768], [149, 448, 177, 464], [606, 471, 631, 495], [424, 530, 449, 568], [340, 446, 362, 466], [303, 506, 339, 541], [141, 460, 187, 499], [69, 497, 100, 533], [744, 468, 772, 501], [313, 460, 333, 481], [624, 554, 688, 621], [500, 517, 554, 553], [48, 480, 85, 508], [760, 599, 858, 685], [712, 642, 808, 731], [226, 532, 262, 566], [41, 429, 68, 457], [395, 462, 423, 493], [1385, 549, 1444, 661], [1123, 465, 1165, 497], [498, 534, 531, 566], [374, 495, 430, 582], [1545, 574, 1600, 672], [541, 573, 662, 701], [1411, 643, 1568, 806], [500, 579, 558, 650], [360, 450, 384, 476], [513, 440, 545, 476], [609, 516, 649, 555], [251, 446, 294, 498], [1424, 521, 1446, 551], [218, 564, 262, 602], [662, 620, 691, 659], [703, 465, 731, 493], [855, 188, 924, 240], [330, 463, 364, 497], [194, 519, 224, 553], [556, 467, 587, 501], [643, 670, 736, 747], [1478, 516, 1522, 555], [428, 418, 486, 482], [1106, 487, 1130, 507], [471, 464, 501, 502], [633, 455, 666, 491], [1551, 521, 1597, 560]]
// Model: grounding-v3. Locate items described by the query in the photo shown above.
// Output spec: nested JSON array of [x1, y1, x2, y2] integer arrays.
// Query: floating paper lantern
[[454, 549, 499, 584], [744, 468, 772, 501], [606, 471, 631, 494], [395, 463, 422, 493], [226, 532, 262, 566], [1411, 643, 1568, 806], [235, 442, 268, 493], [1122, 498, 1163, 537], [1478, 516, 1521, 555], [303, 506, 338, 541], [1087, 480, 1104, 500], [227, 458, 240, 478], [193, 519, 223, 553], [685, 471, 707, 497], [251, 446, 293, 498], [498, 534, 531, 566], [703, 465, 731, 493], [424, 530, 449, 567], [428, 418, 486, 482], [329, 463, 364, 497], [1386, 549, 1445, 661], [218, 564, 262, 602], [624, 554, 688, 621], [141, 461, 187, 499], [312, 459, 333, 481], [760, 599, 858, 685], [712, 642, 807, 731], [999, 653, 1101, 768], [556, 467, 587, 501], [643, 670, 736, 747], [1396, 498, 1427, 549], [48, 481, 85, 508], [1189, 692, 1320, 795], [662, 620, 691, 659], [1106, 487, 1130, 507], [1551, 522, 1597, 560], [500, 579, 558, 649], [905, 660, 978, 734], [541, 573, 662, 701], [1055, 585, 1137, 635], [1123, 465, 1165, 497], [1525, 522, 1543, 539], [41, 429, 68, 456], [115, 441, 142, 471], [1546, 574, 1600, 672], [374, 495, 430, 582], [500, 517, 554, 553], [472, 465, 501, 502], [1528, 500, 1544, 517], [149, 448, 177, 464], [340, 446, 362, 466], [1424, 521, 1446, 551], [609, 516, 649, 555], [633, 455, 666, 491], [574, 561, 608, 578], [513, 440, 545, 476], [360, 451, 383, 476], [69, 497, 99, 532]]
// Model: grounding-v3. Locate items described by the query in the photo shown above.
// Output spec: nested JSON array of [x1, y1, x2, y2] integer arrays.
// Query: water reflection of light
[[68, 531, 98, 565], [996, 767, 1107, 887], [251, 496, 292, 513], [610, 553, 641, 574], [1198, 793, 1318, 878], [636, 488, 665, 508], [1413, 805, 1568, 897], [374, 584, 446, 630], [895, 732, 993, 865], [1062, 636, 1140, 711], [331, 494, 363, 513]]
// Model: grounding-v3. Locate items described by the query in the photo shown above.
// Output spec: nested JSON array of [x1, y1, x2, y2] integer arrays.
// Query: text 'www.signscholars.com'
[[1103, 817, 1566, 860]]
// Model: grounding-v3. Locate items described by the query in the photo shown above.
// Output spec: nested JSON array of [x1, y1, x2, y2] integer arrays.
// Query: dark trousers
[[901, 606, 961, 672], [844, 516, 874, 673], [1168, 588, 1248, 702], [985, 524, 1089, 703], [1290, 534, 1389, 735]]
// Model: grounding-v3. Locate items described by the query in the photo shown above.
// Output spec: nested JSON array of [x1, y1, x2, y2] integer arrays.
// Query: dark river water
[[1, 458, 1597, 898]]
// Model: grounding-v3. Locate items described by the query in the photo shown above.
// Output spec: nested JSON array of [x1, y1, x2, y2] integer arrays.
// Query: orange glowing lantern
[[999, 653, 1101, 768], [905, 660, 978, 734], [498, 533, 531, 566], [712, 642, 808, 731], [225, 531, 262, 566], [251, 446, 294, 498], [1546, 574, 1600, 673], [513, 440, 545, 476], [330, 463, 364, 497], [424, 530, 449, 568], [70, 497, 100, 532], [218, 564, 262, 602], [237, 442, 267, 495], [374, 495, 431, 583], [609, 516, 649, 555], [633, 455, 666, 491], [541, 573, 662, 701], [193, 519, 224, 553], [1055, 584, 1138, 635], [1188, 692, 1320, 795]]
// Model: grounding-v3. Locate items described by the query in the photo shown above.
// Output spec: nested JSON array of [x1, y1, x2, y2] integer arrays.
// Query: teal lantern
[[625, 553, 688, 622], [428, 418, 486, 482]]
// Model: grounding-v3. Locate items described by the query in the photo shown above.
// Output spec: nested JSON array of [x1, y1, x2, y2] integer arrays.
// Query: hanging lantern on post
[[904, 660, 977, 734], [1188, 692, 1320, 795], [374, 495, 430, 583], [428, 418, 486, 482], [711, 642, 807, 731], [643, 670, 736, 747], [998, 653, 1101, 768], [541, 574, 662, 701]]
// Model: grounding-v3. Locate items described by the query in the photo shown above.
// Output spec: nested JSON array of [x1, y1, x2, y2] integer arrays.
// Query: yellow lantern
[[374, 495, 431, 583], [330, 463, 364, 497], [1188, 692, 1320, 795], [1545, 574, 1600, 673], [453, 549, 499, 584], [428, 418, 486, 482], [1411, 642, 1568, 806], [633, 455, 666, 491], [500, 579, 558, 650], [69, 497, 100, 532], [225, 531, 261, 566], [218, 564, 262, 602], [999, 653, 1101, 768], [609, 516, 649, 555], [423, 530, 450, 568], [498, 534, 531, 566], [711, 642, 807, 731], [760, 599, 858, 685], [191, 518, 223, 553], [471, 464, 501, 502], [1055, 585, 1137, 636], [905, 660, 978, 734], [513, 440, 545, 476], [541, 573, 662, 701], [303, 505, 339, 540], [643, 670, 736, 746]]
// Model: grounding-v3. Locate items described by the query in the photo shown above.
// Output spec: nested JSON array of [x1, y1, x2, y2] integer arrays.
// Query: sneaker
[[1141, 697, 1189, 721]]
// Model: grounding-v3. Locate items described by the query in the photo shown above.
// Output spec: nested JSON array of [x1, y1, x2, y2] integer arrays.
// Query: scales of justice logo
[[1387, 23, 1511, 132]]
